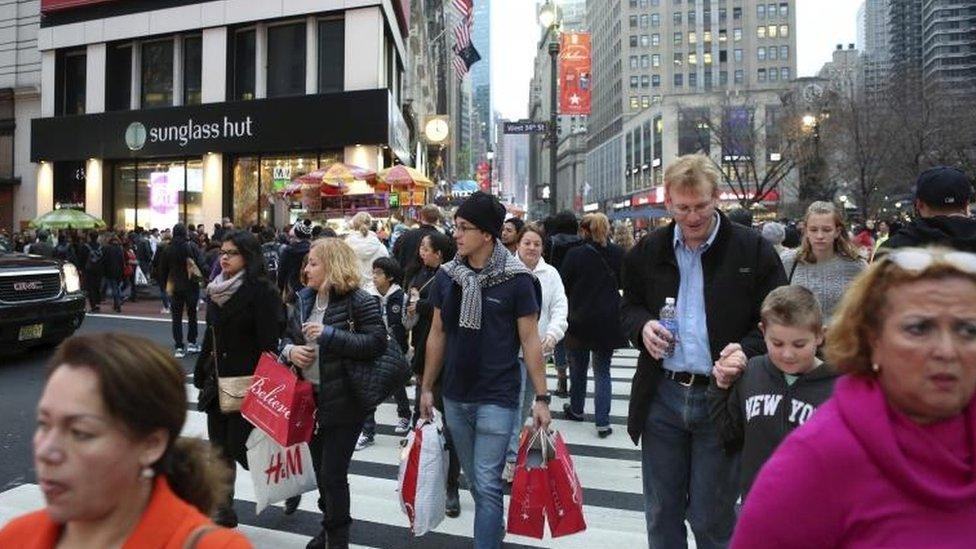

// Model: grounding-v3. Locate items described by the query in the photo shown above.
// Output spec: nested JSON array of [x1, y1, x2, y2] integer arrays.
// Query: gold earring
[[872, 363, 880, 373]]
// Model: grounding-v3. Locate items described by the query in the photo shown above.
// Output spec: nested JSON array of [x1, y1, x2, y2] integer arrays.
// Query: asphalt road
[[0, 315, 201, 492]]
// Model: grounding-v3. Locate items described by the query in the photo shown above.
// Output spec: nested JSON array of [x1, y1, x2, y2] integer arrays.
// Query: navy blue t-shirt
[[429, 269, 540, 408]]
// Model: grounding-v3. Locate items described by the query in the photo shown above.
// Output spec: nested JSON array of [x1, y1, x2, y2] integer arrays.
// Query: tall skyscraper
[[858, 0, 891, 100], [471, 0, 491, 164], [921, 0, 976, 97]]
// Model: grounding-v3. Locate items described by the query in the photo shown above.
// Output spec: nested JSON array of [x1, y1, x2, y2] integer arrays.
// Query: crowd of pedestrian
[[2, 159, 975, 548]]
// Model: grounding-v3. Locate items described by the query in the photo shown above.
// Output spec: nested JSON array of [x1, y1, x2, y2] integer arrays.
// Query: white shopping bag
[[398, 415, 449, 536], [134, 266, 149, 287], [246, 429, 317, 514]]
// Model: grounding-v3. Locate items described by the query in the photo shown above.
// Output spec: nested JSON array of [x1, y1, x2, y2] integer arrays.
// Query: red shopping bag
[[506, 428, 549, 539], [544, 431, 586, 537], [241, 353, 316, 447]]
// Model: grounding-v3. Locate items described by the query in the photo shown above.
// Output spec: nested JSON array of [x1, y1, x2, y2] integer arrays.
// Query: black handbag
[[343, 295, 412, 409]]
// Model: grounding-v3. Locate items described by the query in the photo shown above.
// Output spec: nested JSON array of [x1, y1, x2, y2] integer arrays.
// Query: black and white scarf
[[442, 239, 533, 330]]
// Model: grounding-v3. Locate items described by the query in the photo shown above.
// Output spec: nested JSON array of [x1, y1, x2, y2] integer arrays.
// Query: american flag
[[452, 0, 479, 79]]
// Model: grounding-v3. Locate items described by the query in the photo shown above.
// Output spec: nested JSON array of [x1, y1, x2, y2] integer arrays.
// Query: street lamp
[[539, 0, 560, 216], [802, 114, 817, 128], [486, 150, 495, 194]]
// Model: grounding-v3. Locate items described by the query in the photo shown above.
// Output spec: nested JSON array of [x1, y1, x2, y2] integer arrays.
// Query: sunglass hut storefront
[[31, 89, 411, 230]]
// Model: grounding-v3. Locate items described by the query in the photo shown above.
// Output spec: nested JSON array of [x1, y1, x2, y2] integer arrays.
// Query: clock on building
[[802, 83, 825, 104], [424, 117, 450, 143]]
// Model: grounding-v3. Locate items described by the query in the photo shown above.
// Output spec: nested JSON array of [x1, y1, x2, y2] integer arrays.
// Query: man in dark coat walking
[[620, 154, 786, 548], [392, 204, 443, 275], [158, 223, 206, 357], [880, 166, 976, 254], [101, 235, 126, 313]]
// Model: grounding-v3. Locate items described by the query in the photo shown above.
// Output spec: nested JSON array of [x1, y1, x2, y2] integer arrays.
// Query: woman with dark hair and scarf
[[193, 230, 285, 528]]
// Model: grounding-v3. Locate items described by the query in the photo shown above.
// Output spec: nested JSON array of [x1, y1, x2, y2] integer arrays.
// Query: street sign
[[503, 120, 549, 134]]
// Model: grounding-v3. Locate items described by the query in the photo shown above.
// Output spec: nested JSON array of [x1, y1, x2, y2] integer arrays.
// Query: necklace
[[314, 293, 328, 312]]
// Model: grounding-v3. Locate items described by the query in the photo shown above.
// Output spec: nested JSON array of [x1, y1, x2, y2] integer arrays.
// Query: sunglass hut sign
[[124, 117, 254, 151]]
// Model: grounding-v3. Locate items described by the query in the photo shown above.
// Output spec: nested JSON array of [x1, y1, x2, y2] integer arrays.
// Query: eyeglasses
[[883, 248, 976, 274], [218, 250, 241, 258], [452, 224, 481, 235], [670, 202, 715, 217]]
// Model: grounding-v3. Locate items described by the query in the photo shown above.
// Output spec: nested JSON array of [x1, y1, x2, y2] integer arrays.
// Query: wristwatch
[[534, 394, 552, 404]]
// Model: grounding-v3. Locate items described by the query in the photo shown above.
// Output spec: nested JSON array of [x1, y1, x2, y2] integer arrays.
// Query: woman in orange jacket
[[0, 334, 251, 548]]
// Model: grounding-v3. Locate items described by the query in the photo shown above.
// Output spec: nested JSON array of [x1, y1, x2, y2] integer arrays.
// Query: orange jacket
[[0, 476, 251, 548]]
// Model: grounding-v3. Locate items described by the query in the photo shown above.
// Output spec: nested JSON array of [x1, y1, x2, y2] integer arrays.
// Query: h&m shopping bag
[[506, 428, 550, 539], [398, 416, 448, 536], [241, 353, 316, 447], [544, 430, 587, 537], [245, 429, 317, 515]]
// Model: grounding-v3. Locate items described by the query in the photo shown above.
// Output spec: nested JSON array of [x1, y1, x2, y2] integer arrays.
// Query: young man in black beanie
[[420, 191, 552, 547], [501, 217, 525, 254]]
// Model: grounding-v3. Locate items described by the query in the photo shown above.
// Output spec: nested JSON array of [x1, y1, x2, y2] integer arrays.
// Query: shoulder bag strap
[[183, 524, 219, 549], [210, 326, 220, 382], [788, 256, 799, 283], [586, 243, 619, 289]]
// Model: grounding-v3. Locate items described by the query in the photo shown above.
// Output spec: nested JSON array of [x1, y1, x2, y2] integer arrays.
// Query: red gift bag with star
[[506, 428, 549, 539], [544, 431, 587, 537]]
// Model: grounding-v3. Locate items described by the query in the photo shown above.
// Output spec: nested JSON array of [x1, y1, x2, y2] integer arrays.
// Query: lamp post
[[486, 150, 495, 195], [539, 1, 560, 216]]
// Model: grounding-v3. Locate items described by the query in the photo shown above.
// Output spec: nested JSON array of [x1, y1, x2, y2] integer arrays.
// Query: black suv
[[0, 245, 86, 353]]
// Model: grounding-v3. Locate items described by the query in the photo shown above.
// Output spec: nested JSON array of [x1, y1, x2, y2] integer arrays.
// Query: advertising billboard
[[558, 32, 591, 115]]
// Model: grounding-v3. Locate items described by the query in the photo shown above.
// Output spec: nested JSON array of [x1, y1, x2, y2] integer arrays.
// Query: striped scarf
[[442, 240, 533, 330]]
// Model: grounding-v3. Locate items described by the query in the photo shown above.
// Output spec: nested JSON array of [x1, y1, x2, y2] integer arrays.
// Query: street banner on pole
[[559, 32, 591, 115]]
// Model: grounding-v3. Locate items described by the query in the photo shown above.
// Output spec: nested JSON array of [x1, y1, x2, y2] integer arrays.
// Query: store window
[[142, 40, 174, 108], [268, 22, 306, 98], [53, 161, 86, 211], [183, 35, 202, 105], [112, 159, 204, 231], [319, 18, 345, 93], [57, 48, 86, 116], [231, 151, 342, 228], [232, 29, 257, 100], [106, 44, 132, 111]]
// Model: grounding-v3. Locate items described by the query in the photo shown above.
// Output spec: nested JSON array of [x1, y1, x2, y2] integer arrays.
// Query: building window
[[642, 95, 650, 108], [106, 44, 131, 111], [267, 22, 306, 98], [183, 35, 202, 105], [640, 34, 650, 47], [689, 53, 698, 65], [758, 68, 767, 82], [674, 32, 683, 45], [674, 73, 683, 86], [641, 75, 650, 88], [111, 159, 204, 230], [768, 45, 778, 60], [758, 4, 766, 18], [688, 10, 696, 24], [734, 49, 743, 62], [704, 52, 713, 64], [758, 47, 766, 61], [733, 7, 742, 20], [780, 3, 789, 17], [641, 54, 650, 68], [652, 74, 661, 87], [673, 12, 681, 25], [720, 70, 728, 85], [769, 67, 779, 81], [630, 96, 640, 110], [629, 15, 638, 28], [57, 49, 86, 115], [689, 31, 697, 44], [652, 33, 660, 46], [651, 13, 660, 27], [652, 54, 661, 67], [719, 8, 727, 21], [674, 52, 683, 66], [719, 29, 727, 42], [639, 14, 648, 28], [232, 29, 256, 100], [780, 45, 789, 60], [704, 71, 712, 88], [768, 24, 778, 38], [630, 76, 639, 89], [733, 28, 742, 41], [720, 49, 728, 62], [781, 67, 791, 80], [141, 39, 174, 108], [734, 69, 744, 83], [704, 31, 712, 43], [689, 72, 697, 87], [630, 35, 638, 47], [780, 24, 789, 37], [318, 18, 345, 93], [630, 56, 639, 69]]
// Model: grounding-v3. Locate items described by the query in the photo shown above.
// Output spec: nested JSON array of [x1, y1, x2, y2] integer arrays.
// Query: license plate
[[18, 323, 43, 341]]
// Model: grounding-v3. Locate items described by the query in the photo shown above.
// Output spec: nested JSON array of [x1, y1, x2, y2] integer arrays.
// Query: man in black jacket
[[392, 204, 442, 274], [277, 221, 312, 298], [880, 166, 976, 253], [620, 154, 786, 548], [158, 223, 206, 358]]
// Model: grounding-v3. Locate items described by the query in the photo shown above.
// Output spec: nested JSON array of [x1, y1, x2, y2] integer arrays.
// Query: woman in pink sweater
[[733, 247, 976, 549]]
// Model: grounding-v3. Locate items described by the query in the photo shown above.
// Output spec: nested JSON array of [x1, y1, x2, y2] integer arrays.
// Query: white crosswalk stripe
[[0, 348, 699, 548]]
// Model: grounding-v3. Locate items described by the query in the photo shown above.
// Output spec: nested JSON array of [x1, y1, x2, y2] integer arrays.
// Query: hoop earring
[[871, 363, 880, 373]]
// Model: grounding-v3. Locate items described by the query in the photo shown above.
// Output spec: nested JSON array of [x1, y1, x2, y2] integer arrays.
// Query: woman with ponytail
[[344, 212, 389, 293], [0, 333, 250, 548]]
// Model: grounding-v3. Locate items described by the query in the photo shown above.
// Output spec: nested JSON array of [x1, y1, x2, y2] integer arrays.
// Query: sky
[[490, 0, 862, 121]]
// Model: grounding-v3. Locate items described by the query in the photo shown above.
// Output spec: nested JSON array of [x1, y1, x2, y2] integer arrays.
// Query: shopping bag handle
[[524, 427, 552, 465]]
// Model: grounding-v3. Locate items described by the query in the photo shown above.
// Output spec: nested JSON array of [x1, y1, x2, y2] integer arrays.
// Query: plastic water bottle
[[659, 297, 678, 359]]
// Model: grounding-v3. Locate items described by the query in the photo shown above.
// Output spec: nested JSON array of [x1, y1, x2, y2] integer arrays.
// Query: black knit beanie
[[455, 191, 506, 239]]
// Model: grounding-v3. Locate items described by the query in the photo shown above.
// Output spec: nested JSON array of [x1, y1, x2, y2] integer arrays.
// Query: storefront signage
[[41, 0, 115, 13], [32, 90, 410, 164], [558, 32, 591, 115], [613, 200, 630, 210], [272, 166, 291, 192], [583, 202, 599, 213]]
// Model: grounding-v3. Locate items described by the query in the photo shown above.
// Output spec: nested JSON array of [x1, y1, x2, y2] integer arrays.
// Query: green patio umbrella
[[29, 209, 106, 230]]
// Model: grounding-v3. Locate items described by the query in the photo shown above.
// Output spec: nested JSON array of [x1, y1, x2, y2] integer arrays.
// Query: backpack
[[85, 244, 103, 270], [262, 244, 280, 276]]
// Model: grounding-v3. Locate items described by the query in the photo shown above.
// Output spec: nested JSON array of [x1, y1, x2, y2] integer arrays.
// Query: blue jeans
[[443, 397, 517, 549], [102, 278, 123, 309], [505, 360, 535, 463], [641, 377, 739, 549], [567, 347, 614, 429]]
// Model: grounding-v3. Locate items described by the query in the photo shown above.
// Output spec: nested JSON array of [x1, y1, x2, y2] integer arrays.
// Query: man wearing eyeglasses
[[419, 191, 550, 548], [880, 166, 976, 255], [620, 154, 787, 548]]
